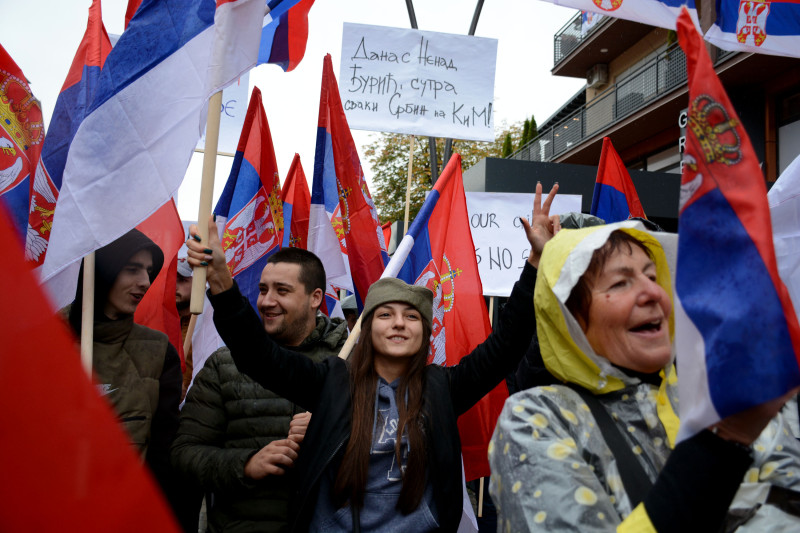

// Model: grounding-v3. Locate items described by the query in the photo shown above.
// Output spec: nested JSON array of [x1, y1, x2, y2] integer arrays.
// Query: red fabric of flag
[[281, 153, 310, 249], [135, 198, 186, 369], [318, 54, 388, 305], [0, 202, 179, 532], [429, 156, 506, 481]]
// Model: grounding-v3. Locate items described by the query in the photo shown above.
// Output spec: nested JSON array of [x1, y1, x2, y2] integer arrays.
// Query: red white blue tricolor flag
[[544, 0, 699, 30], [215, 86, 283, 310], [41, 0, 260, 309], [674, 7, 800, 441], [0, 46, 43, 243], [392, 154, 507, 482], [704, 0, 800, 59], [26, 0, 111, 267], [590, 137, 646, 223], [281, 153, 311, 250], [309, 54, 389, 314], [260, 0, 314, 71]]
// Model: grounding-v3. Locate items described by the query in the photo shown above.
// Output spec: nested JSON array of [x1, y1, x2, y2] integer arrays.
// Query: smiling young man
[[64, 229, 182, 520], [172, 248, 348, 533]]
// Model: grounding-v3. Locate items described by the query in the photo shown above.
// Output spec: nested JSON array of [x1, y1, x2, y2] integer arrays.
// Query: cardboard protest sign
[[340, 23, 497, 141]]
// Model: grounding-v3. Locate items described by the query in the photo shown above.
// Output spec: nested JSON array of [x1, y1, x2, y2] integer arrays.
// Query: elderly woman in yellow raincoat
[[489, 220, 800, 532]]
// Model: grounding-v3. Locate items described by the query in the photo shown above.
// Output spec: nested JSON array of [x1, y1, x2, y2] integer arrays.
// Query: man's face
[[257, 262, 322, 346], [176, 274, 192, 312], [105, 249, 153, 320]]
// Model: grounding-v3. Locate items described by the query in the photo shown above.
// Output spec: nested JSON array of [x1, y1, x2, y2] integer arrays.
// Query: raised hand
[[521, 182, 560, 268]]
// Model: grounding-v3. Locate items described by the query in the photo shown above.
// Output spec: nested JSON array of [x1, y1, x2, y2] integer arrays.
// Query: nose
[[636, 275, 663, 304], [137, 270, 151, 290], [391, 312, 406, 329]]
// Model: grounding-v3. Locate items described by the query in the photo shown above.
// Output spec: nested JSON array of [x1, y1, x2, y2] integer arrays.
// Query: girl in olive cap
[[187, 184, 559, 532]]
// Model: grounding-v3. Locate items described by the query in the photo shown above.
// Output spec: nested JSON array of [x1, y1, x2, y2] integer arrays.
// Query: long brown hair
[[332, 311, 432, 513]]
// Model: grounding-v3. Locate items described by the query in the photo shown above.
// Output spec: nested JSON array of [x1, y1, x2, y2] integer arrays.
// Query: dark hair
[[332, 311, 432, 513], [68, 229, 164, 333], [266, 248, 326, 294], [565, 230, 654, 328]]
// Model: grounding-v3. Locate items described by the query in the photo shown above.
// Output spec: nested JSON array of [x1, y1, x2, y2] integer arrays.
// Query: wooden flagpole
[[403, 135, 415, 237], [183, 313, 198, 360], [190, 91, 224, 315], [80, 251, 96, 375]]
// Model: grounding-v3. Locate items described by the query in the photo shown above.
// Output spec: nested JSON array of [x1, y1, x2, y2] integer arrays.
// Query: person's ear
[[310, 288, 323, 309]]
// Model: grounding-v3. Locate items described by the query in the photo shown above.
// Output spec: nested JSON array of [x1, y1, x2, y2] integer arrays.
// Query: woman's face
[[370, 302, 425, 360], [582, 244, 672, 374]]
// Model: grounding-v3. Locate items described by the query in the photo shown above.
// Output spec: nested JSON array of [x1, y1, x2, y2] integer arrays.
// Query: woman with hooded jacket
[[489, 222, 800, 532], [185, 184, 558, 532]]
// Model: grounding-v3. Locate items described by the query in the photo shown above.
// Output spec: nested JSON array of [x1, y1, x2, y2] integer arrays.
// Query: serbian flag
[[41, 0, 265, 310], [281, 153, 310, 249], [590, 137, 646, 222], [134, 199, 187, 369], [26, 0, 112, 267], [0, 202, 179, 532], [393, 154, 505, 482], [260, 0, 314, 71], [674, 8, 800, 441], [541, 0, 699, 30], [312, 54, 389, 311], [214, 86, 283, 310], [704, 0, 800, 59], [0, 45, 44, 241]]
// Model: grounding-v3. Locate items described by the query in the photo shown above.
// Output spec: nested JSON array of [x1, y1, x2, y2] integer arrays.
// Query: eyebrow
[[605, 261, 656, 276]]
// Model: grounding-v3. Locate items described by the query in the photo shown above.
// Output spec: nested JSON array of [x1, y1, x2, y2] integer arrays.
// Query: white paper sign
[[466, 192, 583, 297], [197, 74, 250, 154], [340, 23, 498, 141]]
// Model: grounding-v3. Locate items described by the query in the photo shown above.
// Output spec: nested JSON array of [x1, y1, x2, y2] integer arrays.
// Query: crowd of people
[[68, 184, 800, 532]]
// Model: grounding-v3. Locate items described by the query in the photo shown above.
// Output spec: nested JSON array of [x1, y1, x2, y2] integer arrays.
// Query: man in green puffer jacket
[[171, 248, 348, 532]]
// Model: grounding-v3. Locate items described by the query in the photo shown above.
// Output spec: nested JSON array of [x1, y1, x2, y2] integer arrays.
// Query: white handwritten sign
[[465, 192, 582, 297], [340, 23, 498, 142]]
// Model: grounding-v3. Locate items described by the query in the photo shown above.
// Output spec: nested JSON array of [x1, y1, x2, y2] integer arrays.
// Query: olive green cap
[[362, 277, 433, 327]]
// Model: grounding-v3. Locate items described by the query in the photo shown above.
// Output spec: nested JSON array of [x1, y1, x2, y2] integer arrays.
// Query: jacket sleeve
[[146, 343, 183, 508], [449, 261, 537, 415], [490, 388, 626, 532], [208, 281, 329, 410], [170, 355, 260, 493], [631, 430, 752, 533]]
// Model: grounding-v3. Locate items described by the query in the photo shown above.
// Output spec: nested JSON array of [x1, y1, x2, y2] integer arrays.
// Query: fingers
[[532, 181, 543, 216], [540, 183, 559, 215], [550, 214, 562, 235]]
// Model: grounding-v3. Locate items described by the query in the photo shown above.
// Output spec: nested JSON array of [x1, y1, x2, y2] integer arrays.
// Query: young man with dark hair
[[172, 248, 348, 532]]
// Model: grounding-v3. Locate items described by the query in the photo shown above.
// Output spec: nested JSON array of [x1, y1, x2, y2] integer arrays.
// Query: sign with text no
[[465, 192, 582, 297], [340, 23, 498, 142]]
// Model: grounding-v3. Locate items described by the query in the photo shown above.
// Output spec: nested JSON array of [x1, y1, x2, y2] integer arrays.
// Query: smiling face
[[104, 249, 154, 320], [580, 243, 672, 374], [370, 302, 425, 363], [257, 262, 322, 346]]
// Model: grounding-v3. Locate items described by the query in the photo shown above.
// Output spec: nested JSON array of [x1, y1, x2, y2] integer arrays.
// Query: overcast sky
[[3, 0, 584, 220]]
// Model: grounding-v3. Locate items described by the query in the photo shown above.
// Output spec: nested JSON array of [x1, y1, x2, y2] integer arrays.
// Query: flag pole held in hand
[[191, 91, 223, 314]]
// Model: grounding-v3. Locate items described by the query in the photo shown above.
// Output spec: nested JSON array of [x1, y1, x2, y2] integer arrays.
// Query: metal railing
[[513, 43, 687, 163], [554, 11, 610, 65]]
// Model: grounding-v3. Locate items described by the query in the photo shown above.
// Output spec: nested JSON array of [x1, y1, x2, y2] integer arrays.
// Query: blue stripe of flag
[[89, 0, 215, 115], [677, 187, 800, 417]]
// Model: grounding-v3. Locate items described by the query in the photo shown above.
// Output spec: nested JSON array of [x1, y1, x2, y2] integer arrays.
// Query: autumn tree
[[365, 121, 525, 223]]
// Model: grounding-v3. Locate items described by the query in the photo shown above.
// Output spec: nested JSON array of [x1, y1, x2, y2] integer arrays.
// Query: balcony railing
[[554, 11, 610, 65], [513, 43, 687, 163]]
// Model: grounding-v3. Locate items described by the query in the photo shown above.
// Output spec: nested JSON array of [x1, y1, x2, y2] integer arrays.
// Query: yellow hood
[[535, 221, 678, 393]]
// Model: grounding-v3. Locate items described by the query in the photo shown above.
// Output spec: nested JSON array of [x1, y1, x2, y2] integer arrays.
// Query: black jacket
[[209, 263, 536, 532]]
